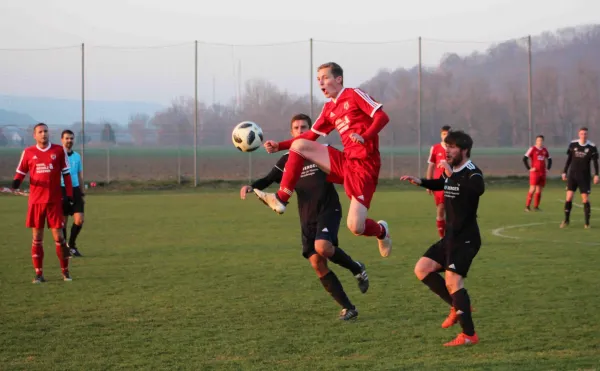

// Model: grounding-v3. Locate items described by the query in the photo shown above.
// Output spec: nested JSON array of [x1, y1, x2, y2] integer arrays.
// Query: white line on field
[[491, 222, 600, 246]]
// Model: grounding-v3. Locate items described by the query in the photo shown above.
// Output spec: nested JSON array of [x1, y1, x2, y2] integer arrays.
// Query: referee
[[61, 130, 85, 257]]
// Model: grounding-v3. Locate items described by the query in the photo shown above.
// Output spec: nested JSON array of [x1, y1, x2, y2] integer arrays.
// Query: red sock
[[526, 192, 533, 207], [277, 150, 305, 203], [436, 219, 446, 238], [534, 192, 542, 208], [31, 240, 44, 275], [363, 219, 383, 238], [55, 240, 69, 273]]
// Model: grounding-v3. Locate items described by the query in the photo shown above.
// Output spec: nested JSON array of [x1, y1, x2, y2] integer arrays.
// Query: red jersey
[[525, 146, 551, 173], [15, 143, 71, 204], [428, 143, 447, 179], [311, 88, 383, 162]]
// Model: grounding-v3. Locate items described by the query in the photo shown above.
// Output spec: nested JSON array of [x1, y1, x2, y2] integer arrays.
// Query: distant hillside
[[0, 109, 37, 127], [0, 95, 165, 127]]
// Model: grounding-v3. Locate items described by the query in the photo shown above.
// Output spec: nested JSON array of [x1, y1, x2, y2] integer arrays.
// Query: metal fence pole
[[194, 40, 198, 187], [527, 35, 533, 145], [81, 43, 85, 184], [310, 38, 314, 119], [418, 37, 423, 177]]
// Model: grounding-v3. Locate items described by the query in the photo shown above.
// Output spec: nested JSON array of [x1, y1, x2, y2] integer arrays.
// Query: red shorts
[[26, 203, 65, 229], [529, 172, 546, 187], [327, 146, 380, 209], [433, 191, 444, 206]]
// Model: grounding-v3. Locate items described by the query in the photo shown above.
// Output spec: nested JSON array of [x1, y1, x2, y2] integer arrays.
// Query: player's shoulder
[[460, 160, 483, 176]]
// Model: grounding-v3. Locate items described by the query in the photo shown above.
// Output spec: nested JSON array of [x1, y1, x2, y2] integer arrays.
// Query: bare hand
[[562, 173, 567, 181], [349, 133, 364, 144], [400, 175, 422, 186], [595, 175, 599, 185], [530, 167, 537, 172], [264, 140, 279, 153], [437, 160, 452, 177], [240, 185, 253, 199], [427, 189, 433, 195]]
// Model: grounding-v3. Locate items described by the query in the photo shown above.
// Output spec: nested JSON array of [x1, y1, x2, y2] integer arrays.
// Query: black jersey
[[251, 152, 341, 222], [420, 160, 485, 242], [563, 140, 599, 178]]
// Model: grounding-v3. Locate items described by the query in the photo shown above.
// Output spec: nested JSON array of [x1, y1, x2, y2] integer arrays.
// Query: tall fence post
[[527, 35, 533, 145], [81, 43, 85, 185], [418, 36, 423, 177], [310, 38, 314, 120], [194, 40, 198, 187]]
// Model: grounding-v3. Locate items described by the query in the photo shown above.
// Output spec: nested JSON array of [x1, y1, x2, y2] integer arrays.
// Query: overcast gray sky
[[1, 0, 598, 105]]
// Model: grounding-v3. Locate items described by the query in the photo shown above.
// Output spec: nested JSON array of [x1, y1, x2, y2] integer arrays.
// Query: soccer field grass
[[1, 184, 599, 370]]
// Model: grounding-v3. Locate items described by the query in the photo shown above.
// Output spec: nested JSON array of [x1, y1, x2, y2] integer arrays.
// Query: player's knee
[[290, 138, 309, 152], [314, 240, 334, 257], [346, 219, 364, 236], [414, 261, 432, 280]]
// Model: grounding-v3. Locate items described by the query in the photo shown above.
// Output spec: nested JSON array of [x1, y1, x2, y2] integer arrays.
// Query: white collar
[[453, 159, 472, 172], [36, 142, 51, 152], [331, 87, 346, 103]]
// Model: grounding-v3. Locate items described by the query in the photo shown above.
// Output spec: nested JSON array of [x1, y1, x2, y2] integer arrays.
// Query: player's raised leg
[[415, 246, 458, 328], [254, 139, 332, 214], [346, 190, 391, 257]]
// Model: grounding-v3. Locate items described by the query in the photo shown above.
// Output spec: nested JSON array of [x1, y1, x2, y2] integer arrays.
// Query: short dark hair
[[61, 129, 74, 138], [444, 130, 474, 157], [580, 127, 588, 132], [536, 135, 544, 140], [317, 62, 343, 84], [33, 122, 47, 132], [441, 125, 451, 132], [290, 113, 312, 129]]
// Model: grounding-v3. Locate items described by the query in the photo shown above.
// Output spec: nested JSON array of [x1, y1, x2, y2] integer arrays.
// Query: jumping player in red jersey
[[427, 125, 451, 237], [11, 123, 74, 283], [253, 62, 392, 258], [523, 135, 552, 212]]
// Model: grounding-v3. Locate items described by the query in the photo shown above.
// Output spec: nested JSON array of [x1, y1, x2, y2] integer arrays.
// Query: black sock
[[421, 273, 453, 306], [69, 223, 83, 247], [584, 202, 591, 225], [565, 201, 572, 222], [329, 247, 362, 275], [320, 271, 354, 309], [451, 288, 475, 336]]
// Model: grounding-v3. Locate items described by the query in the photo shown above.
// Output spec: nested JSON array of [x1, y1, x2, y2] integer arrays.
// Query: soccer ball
[[232, 121, 263, 152]]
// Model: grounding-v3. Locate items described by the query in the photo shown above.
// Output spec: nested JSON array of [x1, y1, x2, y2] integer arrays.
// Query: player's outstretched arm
[[241, 156, 287, 199], [400, 175, 445, 190], [276, 130, 320, 151]]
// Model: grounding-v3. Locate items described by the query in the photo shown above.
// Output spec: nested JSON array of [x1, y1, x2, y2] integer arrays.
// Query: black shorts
[[423, 237, 480, 278], [62, 187, 85, 216], [567, 175, 591, 194], [301, 208, 342, 259]]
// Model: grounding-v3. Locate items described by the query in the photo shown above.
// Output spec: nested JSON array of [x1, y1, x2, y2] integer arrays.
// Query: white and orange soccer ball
[[232, 121, 263, 152]]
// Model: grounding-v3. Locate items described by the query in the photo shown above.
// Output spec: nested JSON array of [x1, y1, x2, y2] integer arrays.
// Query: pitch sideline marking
[[491, 222, 600, 246]]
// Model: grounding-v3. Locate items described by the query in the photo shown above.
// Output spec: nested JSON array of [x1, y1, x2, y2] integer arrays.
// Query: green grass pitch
[[1, 183, 599, 370]]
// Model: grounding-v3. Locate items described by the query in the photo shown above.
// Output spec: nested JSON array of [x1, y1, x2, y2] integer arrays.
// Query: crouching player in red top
[[253, 62, 392, 258], [12, 123, 74, 283]]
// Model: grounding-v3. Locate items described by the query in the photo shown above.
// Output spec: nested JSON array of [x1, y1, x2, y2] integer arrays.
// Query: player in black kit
[[240, 113, 369, 321], [561, 127, 599, 229], [401, 130, 484, 347]]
